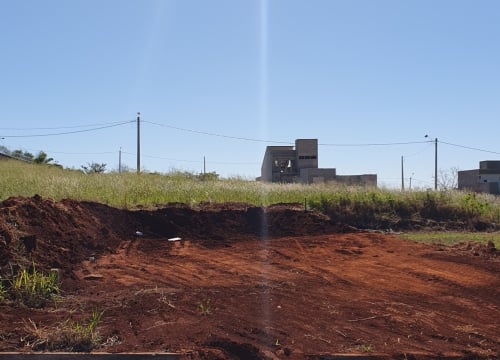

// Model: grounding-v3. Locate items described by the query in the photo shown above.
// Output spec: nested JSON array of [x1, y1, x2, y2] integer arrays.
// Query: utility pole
[[425, 134, 439, 191], [203, 156, 206, 174], [401, 156, 405, 191], [119, 147, 122, 174], [434, 138, 438, 191], [136, 112, 141, 174]]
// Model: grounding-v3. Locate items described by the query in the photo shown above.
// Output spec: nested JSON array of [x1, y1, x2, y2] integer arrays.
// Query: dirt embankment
[[0, 196, 499, 359]]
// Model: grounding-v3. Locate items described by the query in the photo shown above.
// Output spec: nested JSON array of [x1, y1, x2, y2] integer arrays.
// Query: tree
[[33, 151, 54, 164], [438, 166, 459, 190], [11, 149, 34, 161], [81, 162, 107, 174], [198, 171, 220, 181], [1, 147, 58, 164]]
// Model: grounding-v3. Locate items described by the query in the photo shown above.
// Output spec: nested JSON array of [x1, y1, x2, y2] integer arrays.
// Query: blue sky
[[1, 0, 499, 188]]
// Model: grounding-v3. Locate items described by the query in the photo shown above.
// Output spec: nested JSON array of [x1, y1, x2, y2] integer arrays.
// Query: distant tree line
[[0, 146, 108, 173], [0, 146, 57, 165], [1, 145, 222, 178]]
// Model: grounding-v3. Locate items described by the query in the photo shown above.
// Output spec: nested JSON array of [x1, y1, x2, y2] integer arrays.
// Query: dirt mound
[[0, 196, 339, 276], [0, 195, 135, 274], [0, 196, 499, 359]]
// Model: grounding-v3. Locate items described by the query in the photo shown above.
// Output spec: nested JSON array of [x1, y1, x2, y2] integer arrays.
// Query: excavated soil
[[0, 195, 499, 359]]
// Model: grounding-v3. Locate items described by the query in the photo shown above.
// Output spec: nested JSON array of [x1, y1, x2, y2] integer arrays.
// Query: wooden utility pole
[[119, 147, 122, 174], [434, 138, 438, 190], [401, 156, 405, 191], [136, 112, 141, 174]]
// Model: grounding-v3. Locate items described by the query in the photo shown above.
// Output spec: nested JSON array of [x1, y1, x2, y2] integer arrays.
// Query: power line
[[2, 116, 499, 155], [0, 120, 135, 131], [122, 151, 201, 164], [440, 141, 500, 155], [23, 149, 116, 155], [143, 121, 293, 144], [121, 150, 257, 165], [4, 116, 498, 171], [319, 140, 430, 147], [144, 120, 434, 147], [402, 142, 434, 158], [0, 121, 134, 138]]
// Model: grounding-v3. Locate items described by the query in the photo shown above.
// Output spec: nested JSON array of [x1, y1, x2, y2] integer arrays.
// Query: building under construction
[[257, 139, 377, 186], [458, 160, 500, 195]]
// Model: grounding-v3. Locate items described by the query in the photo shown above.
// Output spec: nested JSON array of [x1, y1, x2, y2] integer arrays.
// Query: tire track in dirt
[[1, 197, 499, 358]]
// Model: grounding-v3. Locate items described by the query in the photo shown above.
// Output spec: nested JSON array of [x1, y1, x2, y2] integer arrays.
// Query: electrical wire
[[121, 150, 257, 165], [2, 117, 498, 155], [319, 140, 430, 147], [440, 141, 500, 155], [0, 120, 134, 138], [28, 150, 116, 155], [143, 121, 293, 144], [0, 120, 135, 131], [144, 120, 433, 147], [3, 117, 498, 170], [403, 142, 434, 158]]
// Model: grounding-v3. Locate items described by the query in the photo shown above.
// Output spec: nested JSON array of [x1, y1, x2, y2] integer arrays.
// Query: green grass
[[0, 160, 317, 207], [1, 160, 500, 230], [11, 265, 60, 308], [399, 232, 500, 248], [22, 310, 103, 352]]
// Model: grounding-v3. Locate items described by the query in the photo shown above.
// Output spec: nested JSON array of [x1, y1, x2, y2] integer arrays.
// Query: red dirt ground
[[0, 195, 499, 359]]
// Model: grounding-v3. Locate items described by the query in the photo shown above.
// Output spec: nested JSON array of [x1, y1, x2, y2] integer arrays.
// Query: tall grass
[[0, 160, 329, 207], [399, 232, 500, 248], [1, 160, 500, 228], [308, 185, 500, 229]]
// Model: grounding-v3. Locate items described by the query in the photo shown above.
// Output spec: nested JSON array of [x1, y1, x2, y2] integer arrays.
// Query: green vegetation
[[0, 159, 335, 207], [81, 162, 107, 174], [0, 281, 6, 302], [308, 187, 500, 230], [198, 299, 212, 315], [399, 232, 500, 248], [358, 344, 374, 353], [10, 265, 60, 307], [1, 159, 500, 230], [22, 310, 103, 352], [0, 147, 55, 165]]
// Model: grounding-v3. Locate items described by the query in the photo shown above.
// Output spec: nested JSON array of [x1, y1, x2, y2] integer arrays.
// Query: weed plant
[[22, 310, 103, 352], [198, 299, 212, 315], [10, 265, 60, 307], [0, 281, 6, 303]]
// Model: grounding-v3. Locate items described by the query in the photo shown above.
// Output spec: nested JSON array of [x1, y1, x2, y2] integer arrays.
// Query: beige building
[[257, 139, 377, 186]]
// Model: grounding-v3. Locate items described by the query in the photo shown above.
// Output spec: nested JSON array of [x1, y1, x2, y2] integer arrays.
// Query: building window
[[274, 159, 292, 170], [298, 155, 317, 160]]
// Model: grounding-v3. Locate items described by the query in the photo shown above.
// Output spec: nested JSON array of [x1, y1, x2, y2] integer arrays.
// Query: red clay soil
[[0, 195, 499, 359]]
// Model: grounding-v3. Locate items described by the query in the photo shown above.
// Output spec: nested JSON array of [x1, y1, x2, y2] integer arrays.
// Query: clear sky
[[1, 0, 499, 188]]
